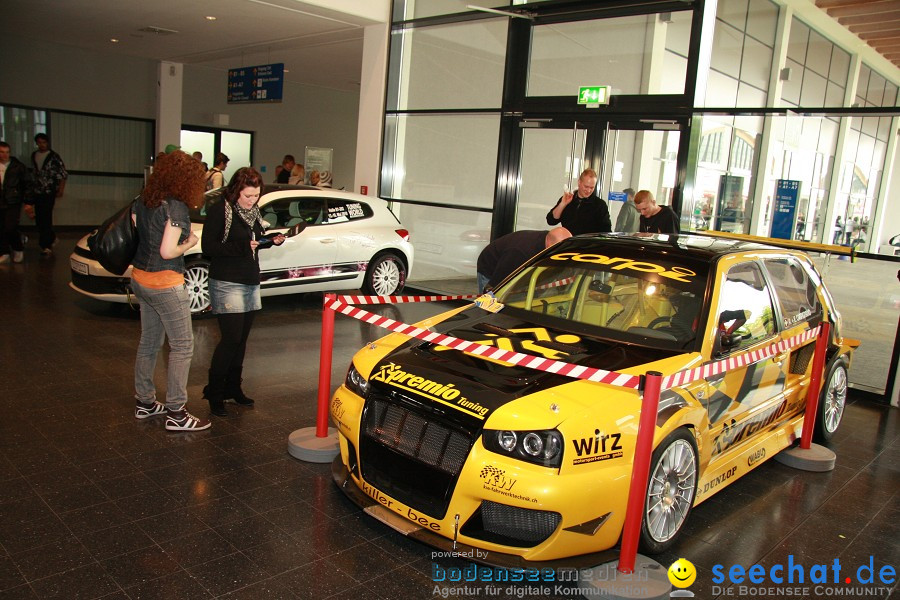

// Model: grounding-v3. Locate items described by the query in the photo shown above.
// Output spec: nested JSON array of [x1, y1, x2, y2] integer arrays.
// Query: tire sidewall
[[639, 428, 699, 555], [814, 356, 849, 443], [362, 252, 406, 296]]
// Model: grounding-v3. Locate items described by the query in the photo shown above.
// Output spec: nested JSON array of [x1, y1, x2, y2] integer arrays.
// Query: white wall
[[182, 65, 361, 191], [1, 35, 363, 210]]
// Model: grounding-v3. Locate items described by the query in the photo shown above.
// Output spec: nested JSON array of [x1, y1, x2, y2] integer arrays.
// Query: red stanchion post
[[799, 322, 831, 450], [617, 371, 663, 575], [316, 293, 337, 438]]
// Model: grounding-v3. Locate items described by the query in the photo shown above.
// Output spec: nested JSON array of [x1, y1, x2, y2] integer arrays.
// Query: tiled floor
[[0, 233, 897, 600]]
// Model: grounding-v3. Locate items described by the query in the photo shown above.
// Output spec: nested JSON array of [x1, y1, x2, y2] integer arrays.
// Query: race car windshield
[[493, 252, 707, 348]]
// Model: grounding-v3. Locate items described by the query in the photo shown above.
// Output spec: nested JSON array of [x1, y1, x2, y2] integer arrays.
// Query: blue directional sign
[[771, 179, 801, 240], [228, 63, 284, 104], [608, 191, 627, 202]]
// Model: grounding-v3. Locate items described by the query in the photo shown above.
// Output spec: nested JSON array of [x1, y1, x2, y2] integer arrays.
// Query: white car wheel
[[184, 259, 211, 317], [362, 252, 405, 296]]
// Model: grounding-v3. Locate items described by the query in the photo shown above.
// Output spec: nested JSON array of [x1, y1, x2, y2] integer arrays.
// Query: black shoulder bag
[[88, 198, 139, 276]]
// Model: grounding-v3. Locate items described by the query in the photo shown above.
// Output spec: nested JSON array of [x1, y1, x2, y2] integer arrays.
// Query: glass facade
[[384, 0, 899, 392]]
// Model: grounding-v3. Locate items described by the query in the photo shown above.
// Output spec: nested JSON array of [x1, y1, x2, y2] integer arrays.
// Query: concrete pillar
[[157, 61, 183, 154]]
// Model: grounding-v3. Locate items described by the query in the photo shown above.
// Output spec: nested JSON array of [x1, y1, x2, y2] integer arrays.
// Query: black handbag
[[88, 199, 139, 275]]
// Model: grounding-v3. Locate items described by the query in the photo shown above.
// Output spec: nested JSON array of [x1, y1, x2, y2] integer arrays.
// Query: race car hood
[[365, 306, 682, 431]]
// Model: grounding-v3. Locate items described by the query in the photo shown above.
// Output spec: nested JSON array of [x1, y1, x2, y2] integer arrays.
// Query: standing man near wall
[[276, 155, 295, 184], [25, 133, 67, 256], [0, 142, 29, 264], [546, 168, 611, 236]]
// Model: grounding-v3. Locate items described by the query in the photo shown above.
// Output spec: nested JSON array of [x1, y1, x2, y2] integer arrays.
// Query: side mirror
[[589, 280, 612, 294], [718, 330, 743, 350]]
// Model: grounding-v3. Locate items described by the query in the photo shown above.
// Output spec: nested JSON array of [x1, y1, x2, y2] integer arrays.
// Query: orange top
[[131, 268, 184, 289]]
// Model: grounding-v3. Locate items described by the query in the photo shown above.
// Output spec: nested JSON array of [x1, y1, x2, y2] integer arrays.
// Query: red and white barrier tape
[[336, 294, 478, 305], [328, 296, 822, 392], [327, 296, 641, 388], [661, 326, 820, 389]]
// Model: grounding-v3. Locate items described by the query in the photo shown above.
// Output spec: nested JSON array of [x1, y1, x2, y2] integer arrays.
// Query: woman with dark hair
[[132, 150, 211, 431], [202, 167, 284, 416]]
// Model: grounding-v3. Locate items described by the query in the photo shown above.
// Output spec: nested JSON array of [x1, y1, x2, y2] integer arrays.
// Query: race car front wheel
[[640, 428, 698, 554], [814, 356, 848, 443]]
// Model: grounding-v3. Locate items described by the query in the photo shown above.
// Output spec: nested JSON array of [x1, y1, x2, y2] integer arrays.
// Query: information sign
[[228, 63, 284, 104], [577, 86, 611, 106], [771, 179, 801, 240]]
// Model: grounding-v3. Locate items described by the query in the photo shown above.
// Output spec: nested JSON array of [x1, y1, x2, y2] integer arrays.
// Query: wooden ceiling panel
[[816, 0, 900, 71]]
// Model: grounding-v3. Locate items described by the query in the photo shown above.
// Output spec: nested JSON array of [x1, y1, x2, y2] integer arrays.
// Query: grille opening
[[461, 501, 561, 547]]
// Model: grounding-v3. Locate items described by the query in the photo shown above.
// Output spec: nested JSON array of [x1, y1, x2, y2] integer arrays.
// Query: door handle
[[319, 238, 337, 244]]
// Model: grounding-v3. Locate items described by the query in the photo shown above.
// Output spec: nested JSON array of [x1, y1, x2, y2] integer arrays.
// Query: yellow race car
[[330, 233, 856, 569]]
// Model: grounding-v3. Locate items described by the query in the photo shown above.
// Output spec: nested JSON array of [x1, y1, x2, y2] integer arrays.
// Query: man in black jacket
[[26, 133, 68, 256], [0, 142, 29, 264], [635, 190, 680, 234], [476, 227, 571, 293], [546, 168, 611, 236]]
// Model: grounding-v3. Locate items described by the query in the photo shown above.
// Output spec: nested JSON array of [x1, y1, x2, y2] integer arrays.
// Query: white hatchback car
[[70, 185, 414, 316]]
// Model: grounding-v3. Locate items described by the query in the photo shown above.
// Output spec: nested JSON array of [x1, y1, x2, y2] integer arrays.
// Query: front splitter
[[331, 457, 619, 572]]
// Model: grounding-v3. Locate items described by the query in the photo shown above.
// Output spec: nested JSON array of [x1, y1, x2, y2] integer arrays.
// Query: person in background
[[288, 163, 305, 185], [202, 167, 285, 416], [833, 216, 844, 245], [317, 170, 333, 188], [205, 153, 229, 190], [546, 168, 611, 236], [192, 151, 208, 172], [309, 170, 320, 186], [275, 155, 295, 184], [131, 151, 210, 431], [0, 142, 29, 264], [634, 190, 680, 234], [615, 187, 639, 233], [25, 133, 67, 256], [476, 227, 572, 293]]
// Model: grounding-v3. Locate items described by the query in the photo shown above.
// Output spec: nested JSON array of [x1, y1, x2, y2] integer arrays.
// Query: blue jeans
[[477, 272, 490, 294], [132, 280, 194, 410], [210, 279, 261, 314]]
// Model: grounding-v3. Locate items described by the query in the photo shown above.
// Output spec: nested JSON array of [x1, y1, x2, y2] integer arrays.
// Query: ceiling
[[2, 0, 898, 94], [813, 0, 900, 71], [2, 0, 379, 92]]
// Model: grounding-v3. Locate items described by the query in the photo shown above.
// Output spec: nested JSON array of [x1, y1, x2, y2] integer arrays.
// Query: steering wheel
[[648, 316, 672, 330]]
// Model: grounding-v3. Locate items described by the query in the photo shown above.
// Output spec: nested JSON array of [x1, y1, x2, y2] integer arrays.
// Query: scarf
[[222, 200, 264, 243]]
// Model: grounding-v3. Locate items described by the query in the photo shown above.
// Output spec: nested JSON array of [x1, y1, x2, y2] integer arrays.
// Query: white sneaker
[[13, 251, 24, 263], [0, 254, 9, 264]]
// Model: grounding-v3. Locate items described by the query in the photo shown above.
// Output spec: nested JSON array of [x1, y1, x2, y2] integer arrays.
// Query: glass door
[[514, 119, 588, 231]]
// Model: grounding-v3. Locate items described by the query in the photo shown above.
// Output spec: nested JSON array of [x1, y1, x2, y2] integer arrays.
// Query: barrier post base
[[774, 443, 836, 472], [577, 555, 671, 600], [287, 426, 339, 463]]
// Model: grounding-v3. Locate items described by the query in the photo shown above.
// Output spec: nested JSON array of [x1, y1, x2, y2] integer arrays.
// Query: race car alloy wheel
[[184, 259, 211, 317], [641, 429, 698, 554], [815, 357, 848, 442], [362, 252, 405, 296]]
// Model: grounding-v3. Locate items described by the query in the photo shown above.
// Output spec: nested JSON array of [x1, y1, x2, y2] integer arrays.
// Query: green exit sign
[[578, 85, 611, 106]]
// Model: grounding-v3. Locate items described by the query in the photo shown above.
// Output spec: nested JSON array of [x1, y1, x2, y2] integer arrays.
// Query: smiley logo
[[667, 558, 696, 588]]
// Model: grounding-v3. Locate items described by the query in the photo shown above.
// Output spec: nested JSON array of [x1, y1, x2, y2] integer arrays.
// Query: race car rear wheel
[[640, 428, 698, 554], [814, 356, 848, 443]]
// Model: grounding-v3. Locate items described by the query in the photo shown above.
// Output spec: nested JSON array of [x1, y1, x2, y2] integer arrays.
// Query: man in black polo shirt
[[546, 168, 611, 236], [476, 227, 571, 293]]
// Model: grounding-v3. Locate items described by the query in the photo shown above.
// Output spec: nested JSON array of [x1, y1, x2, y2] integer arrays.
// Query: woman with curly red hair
[[132, 150, 211, 431]]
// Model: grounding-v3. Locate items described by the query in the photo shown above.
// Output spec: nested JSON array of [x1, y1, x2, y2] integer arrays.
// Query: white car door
[[257, 195, 338, 288], [323, 199, 382, 275]]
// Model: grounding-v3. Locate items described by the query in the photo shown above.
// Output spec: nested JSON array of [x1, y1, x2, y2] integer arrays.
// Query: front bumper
[[331, 457, 619, 571]]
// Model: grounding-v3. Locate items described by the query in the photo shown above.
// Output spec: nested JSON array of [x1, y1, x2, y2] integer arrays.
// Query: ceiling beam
[[836, 11, 900, 26], [847, 21, 900, 35], [823, 0, 900, 19]]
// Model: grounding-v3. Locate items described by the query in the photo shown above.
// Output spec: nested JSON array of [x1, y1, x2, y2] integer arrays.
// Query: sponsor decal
[[370, 363, 489, 419], [711, 399, 789, 456], [479, 466, 538, 504], [701, 466, 736, 495], [571, 430, 623, 465], [331, 397, 349, 433], [360, 480, 441, 531], [549, 252, 697, 283], [747, 447, 766, 466], [434, 327, 582, 362], [783, 308, 813, 328]]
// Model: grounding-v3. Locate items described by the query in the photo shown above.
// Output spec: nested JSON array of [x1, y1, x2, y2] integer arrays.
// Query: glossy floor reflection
[[0, 233, 897, 600]]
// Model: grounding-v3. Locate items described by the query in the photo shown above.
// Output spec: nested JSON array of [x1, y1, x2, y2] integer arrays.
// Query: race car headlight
[[484, 429, 563, 468], [345, 365, 369, 398]]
